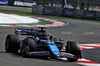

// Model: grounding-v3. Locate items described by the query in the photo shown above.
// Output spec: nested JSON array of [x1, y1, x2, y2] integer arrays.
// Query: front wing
[[28, 51, 78, 59]]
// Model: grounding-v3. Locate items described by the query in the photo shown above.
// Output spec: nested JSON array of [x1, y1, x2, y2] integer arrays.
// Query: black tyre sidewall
[[5, 34, 19, 53], [25, 38, 36, 52], [66, 41, 81, 62]]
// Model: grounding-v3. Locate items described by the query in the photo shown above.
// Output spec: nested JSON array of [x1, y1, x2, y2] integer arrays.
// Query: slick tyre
[[5, 34, 19, 53], [66, 41, 82, 62]]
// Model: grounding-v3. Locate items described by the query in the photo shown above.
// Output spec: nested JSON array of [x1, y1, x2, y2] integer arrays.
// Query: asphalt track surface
[[0, 6, 100, 66]]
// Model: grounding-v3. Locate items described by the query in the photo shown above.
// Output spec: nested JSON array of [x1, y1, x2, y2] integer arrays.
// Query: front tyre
[[5, 34, 19, 53], [66, 41, 82, 62], [21, 38, 36, 57]]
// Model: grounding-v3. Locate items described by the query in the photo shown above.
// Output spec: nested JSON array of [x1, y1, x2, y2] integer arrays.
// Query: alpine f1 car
[[5, 27, 82, 62]]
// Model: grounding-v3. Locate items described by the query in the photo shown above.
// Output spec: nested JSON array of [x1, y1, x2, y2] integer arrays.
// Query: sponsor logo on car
[[30, 51, 49, 55], [61, 53, 75, 58]]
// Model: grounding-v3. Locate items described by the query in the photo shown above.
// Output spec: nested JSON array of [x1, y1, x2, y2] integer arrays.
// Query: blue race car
[[5, 27, 82, 62]]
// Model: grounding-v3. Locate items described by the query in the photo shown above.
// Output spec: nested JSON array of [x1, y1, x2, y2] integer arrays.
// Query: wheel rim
[[21, 45, 30, 57], [24, 46, 30, 55]]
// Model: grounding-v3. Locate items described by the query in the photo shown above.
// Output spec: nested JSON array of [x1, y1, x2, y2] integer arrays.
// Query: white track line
[[0, 13, 66, 27], [0, 13, 39, 24]]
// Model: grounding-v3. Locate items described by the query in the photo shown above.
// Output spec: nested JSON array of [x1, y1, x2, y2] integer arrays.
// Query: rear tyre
[[66, 41, 82, 62], [21, 38, 36, 57], [5, 34, 19, 53]]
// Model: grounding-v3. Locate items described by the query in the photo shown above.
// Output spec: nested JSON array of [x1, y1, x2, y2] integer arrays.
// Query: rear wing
[[15, 28, 37, 35]]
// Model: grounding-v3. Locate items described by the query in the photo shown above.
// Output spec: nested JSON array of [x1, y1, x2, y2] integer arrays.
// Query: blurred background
[[0, 0, 100, 20]]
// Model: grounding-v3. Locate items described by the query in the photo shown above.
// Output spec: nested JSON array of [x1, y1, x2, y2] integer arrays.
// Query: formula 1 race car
[[5, 27, 82, 62]]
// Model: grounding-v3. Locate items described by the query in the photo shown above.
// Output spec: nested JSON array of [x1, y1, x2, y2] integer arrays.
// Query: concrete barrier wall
[[43, 6, 53, 15], [85, 10, 96, 20], [74, 9, 85, 18], [32, 5, 100, 21], [63, 8, 75, 17], [32, 5, 38, 14], [32, 5, 43, 15], [36, 5, 43, 15], [96, 11, 100, 20], [52, 7, 62, 16]]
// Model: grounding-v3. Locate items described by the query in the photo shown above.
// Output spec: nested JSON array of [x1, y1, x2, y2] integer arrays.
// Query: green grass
[[0, 9, 100, 23]]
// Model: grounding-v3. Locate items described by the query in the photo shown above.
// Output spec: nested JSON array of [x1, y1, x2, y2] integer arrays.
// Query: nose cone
[[48, 44, 60, 55]]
